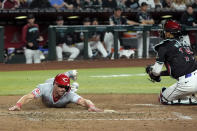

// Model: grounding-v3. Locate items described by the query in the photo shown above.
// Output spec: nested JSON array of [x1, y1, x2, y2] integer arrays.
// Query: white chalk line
[[172, 112, 192, 120], [90, 73, 146, 78], [1, 111, 192, 121], [0, 111, 146, 115], [27, 118, 181, 121], [134, 104, 160, 107]]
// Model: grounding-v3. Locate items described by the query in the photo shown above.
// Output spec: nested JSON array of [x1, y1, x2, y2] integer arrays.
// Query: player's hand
[[88, 106, 103, 112], [28, 42, 33, 47], [37, 36, 44, 42], [68, 70, 78, 81], [8, 105, 21, 111]]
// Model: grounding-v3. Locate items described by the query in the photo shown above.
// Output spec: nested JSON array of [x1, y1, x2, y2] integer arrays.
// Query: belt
[[185, 73, 192, 78], [178, 70, 197, 80]]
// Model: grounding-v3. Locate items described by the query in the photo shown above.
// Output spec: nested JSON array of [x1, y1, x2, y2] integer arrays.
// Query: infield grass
[[0, 67, 176, 95]]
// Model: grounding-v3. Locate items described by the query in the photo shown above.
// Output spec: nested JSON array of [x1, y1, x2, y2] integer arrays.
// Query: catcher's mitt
[[145, 65, 161, 83]]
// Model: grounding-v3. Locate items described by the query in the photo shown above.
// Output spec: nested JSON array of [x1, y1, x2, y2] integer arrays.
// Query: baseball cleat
[[158, 87, 168, 105]]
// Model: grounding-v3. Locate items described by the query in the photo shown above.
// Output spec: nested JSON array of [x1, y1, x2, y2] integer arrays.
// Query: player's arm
[[147, 19, 154, 24], [109, 17, 115, 25], [52, 3, 65, 10], [77, 97, 103, 112], [160, 70, 169, 76], [127, 20, 139, 25], [8, 93, 35, 111], [152, 44, 168, 76], [141, 19, 154, 25]]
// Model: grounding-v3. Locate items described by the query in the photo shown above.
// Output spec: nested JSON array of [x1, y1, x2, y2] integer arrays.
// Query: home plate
[[104, 109, 119, 113]]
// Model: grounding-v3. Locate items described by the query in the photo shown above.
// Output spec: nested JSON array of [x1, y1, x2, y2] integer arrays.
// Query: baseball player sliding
[[9, 70, 102, 112], [146, 20, 197, 105]]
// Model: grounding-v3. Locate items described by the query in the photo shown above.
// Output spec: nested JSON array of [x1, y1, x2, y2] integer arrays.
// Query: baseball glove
[[145, 65, 161, 83]]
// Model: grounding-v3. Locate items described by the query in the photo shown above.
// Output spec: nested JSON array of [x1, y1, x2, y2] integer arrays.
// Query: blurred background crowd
[[0, 0, 197, 10], [1, 0, 197, 64]]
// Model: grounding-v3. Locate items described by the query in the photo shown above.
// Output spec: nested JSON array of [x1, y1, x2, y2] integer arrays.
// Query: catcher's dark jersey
[[154, 39, 197, 79]]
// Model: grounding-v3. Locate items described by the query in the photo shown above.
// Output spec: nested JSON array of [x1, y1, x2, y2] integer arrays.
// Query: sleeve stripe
[[156, 61, 164, 64]]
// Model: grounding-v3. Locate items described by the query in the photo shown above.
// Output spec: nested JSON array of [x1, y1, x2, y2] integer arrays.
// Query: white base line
[[90, 73, 146, 78], [28, 118, 179, 121], [173, 112, 192, 120], [134, 104, 160, 107]]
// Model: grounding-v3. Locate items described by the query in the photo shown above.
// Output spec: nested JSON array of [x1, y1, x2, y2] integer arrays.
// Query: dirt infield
[[1, 59, 197, 131], [0, 59, 154, 71], [1, 95, 197, 131]]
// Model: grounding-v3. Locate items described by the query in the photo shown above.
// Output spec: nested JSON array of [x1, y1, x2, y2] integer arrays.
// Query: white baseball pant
[[56, 43, 80, 61], [75, 42, 93, 58], [76, 41, 108, 58], [162, 70, 197, 101], [137, 32, 150, 58], [24, 49, 41, 64], [89, 41, 108, 58], [104, 32, 120, 54]]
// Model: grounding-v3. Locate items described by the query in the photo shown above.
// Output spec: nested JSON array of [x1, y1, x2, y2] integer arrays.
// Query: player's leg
[[146, 32, 150, 58], [160, 71, 197, 104], [88, 42, 93, 58], [56, 46, 63, 61], [76, 42, 92, 58], [95, 41, 108, 58], [62, 43, 80, 61], [137, 33, 143, 58], [104, 32, 113, 54], [24, 48, 33, 64], [33, 50, 41, 64], [75, 42, 84, 51]]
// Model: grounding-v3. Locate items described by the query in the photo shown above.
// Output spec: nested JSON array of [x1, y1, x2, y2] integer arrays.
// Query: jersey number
[[179, 47, 193, 62]]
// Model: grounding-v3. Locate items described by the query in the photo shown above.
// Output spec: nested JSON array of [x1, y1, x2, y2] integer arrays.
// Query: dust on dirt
[[1, 95, 197, 131], [1, 59, 197, 131]]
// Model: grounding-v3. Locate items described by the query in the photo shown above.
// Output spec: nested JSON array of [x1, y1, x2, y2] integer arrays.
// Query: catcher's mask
[[162, 20, 182, 38], [54, 74, 71, 92]]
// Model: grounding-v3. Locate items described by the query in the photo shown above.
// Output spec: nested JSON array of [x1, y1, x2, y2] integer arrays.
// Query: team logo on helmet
[[54, 74, 70, 86]]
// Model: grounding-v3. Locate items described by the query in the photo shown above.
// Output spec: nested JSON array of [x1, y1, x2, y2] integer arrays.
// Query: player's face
[[115, 10, 122, 17], [141, 5, 148, 12], [165, 32, 174, 38], [54, 84, 67, 96], [83, 22, 91, 25], [92, 20, 98, 25], [56, 20, 64, 26], [187, 7, 193, 15], [28, 18, 35, 24]]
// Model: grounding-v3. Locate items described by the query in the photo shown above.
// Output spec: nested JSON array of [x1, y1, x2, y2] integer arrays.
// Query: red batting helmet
[[54, 74, 70, 91]]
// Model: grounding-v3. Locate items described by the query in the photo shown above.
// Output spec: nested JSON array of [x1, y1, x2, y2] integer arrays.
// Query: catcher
[[9, 70, 102, 112], [146, 20, 197, 105]]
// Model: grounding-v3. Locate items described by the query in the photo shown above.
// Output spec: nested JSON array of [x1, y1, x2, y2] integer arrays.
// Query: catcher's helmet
[[164, 20, 181, 33], [163, 20, 182, 38], [54, 74, 70, 91]]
